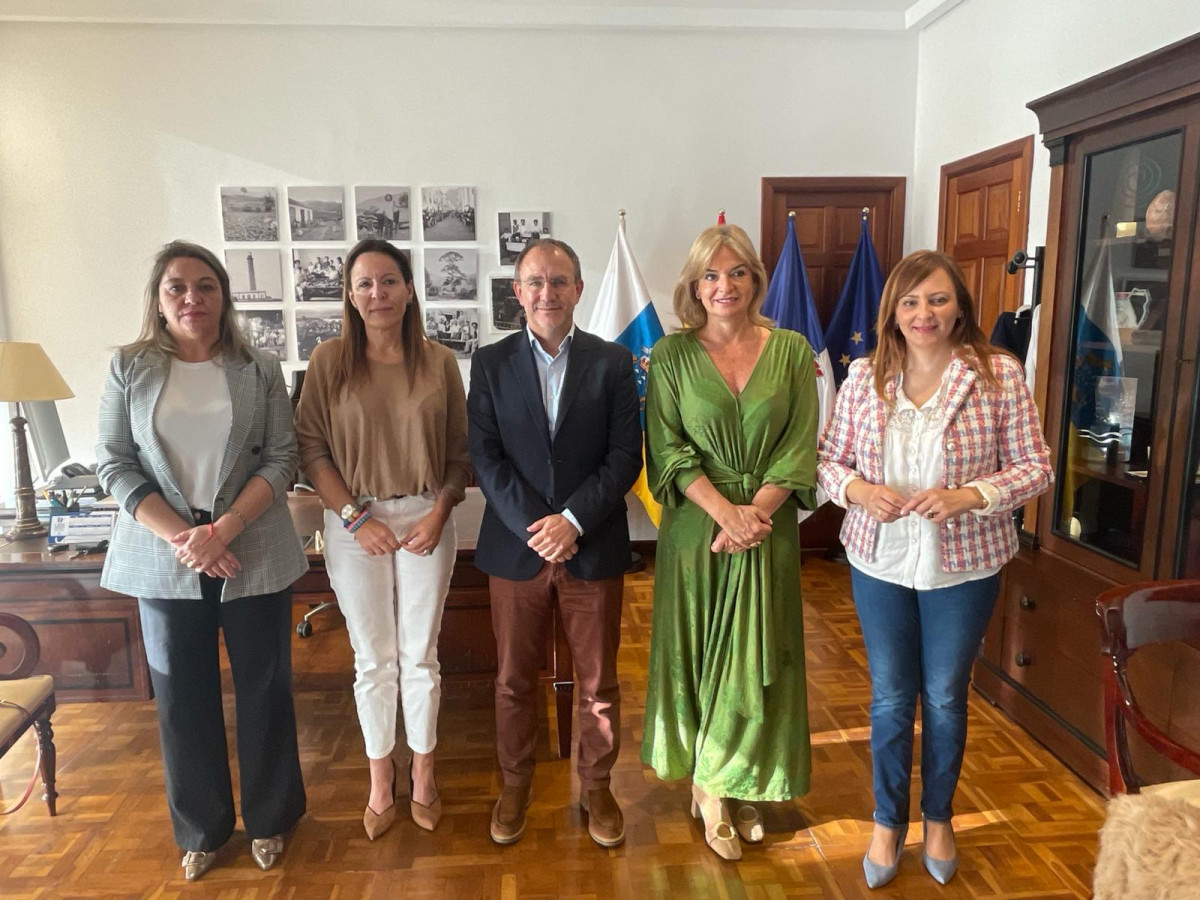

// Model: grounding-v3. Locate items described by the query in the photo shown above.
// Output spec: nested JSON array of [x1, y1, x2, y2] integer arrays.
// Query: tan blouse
[[295, 338, 470, 503]]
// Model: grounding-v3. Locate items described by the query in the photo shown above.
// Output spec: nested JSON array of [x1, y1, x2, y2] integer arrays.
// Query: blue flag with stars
[[825, 216, 885, 386]]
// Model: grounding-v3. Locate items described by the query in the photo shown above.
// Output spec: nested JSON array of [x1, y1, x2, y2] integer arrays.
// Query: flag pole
[[717, 208, 726, 224], [861, 206, 869, 221]]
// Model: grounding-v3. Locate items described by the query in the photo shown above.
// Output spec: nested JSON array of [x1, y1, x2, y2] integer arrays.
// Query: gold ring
[[926, 511, 937, 519]]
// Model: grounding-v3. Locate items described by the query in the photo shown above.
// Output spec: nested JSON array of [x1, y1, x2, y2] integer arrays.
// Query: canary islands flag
[[587, 213, 665, 527]]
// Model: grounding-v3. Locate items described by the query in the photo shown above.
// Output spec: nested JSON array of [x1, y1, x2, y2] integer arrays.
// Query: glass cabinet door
[[1053, 130, 1184, 567]]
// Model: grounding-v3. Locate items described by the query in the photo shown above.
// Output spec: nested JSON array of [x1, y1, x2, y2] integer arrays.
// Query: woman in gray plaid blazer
[[96, 241, 309, 882]]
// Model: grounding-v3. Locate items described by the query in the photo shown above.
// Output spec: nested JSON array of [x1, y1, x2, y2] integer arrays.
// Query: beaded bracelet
[[347, 509, 372, 534]]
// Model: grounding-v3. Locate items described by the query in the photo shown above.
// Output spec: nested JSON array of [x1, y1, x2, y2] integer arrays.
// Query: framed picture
[[424, 307, 480, 359], [220, 187, 279, 242], [226, 249, 283, 303], [355, 186, 411, 240], [292, 249, 348, 302], [424, 248, 478, 301], [498, 211, 552, 266], [296, 309, 343, 361], [236, 310, 287, 360], [287, 186, 346, 241], [490, 276, 525, 331], [420, 186, 477, 241]]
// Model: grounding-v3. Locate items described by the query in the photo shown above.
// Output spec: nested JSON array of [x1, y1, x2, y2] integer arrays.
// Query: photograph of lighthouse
[[226, 249, 284, 303]]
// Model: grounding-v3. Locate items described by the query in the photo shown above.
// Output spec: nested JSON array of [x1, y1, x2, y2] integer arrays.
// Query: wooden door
[[760, 177, 906, 329], [938, 136, 1034, 330], [760, 177, 905, 555]]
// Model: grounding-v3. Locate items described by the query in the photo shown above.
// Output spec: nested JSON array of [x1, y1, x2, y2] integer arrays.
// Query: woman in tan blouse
[[295, 239, 469, 840]]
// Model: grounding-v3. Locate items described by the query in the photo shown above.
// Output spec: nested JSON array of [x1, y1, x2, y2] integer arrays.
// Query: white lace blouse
[[842, 372, 1001, 591]]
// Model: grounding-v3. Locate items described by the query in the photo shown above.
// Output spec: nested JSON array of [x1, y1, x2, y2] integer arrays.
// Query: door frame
[[937, 135, 1035, 305], [759, 176, 906, 277]]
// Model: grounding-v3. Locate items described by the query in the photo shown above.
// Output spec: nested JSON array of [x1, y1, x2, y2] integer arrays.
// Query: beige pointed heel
[[409, 757, 442, 832], [363, 758, 397, 840], [690, 785, 742, 861]]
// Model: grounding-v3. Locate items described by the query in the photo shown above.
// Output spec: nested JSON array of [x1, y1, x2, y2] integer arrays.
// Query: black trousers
[[139, 575, 307, 851]]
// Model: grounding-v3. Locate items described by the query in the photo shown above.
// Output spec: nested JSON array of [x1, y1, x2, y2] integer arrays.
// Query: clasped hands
[[851, 481, 982, 525], [171, 524, 241, 579], [526, 514, 579, 563], [353, 511, 447, 557], [711, 504, 772, 554]]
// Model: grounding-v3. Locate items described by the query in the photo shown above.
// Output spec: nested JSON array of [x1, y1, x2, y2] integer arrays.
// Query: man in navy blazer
[[468, 238, 641, 849]]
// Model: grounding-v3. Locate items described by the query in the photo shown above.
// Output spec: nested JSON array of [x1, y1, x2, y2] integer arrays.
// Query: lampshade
[[0, 342, 74, 402]]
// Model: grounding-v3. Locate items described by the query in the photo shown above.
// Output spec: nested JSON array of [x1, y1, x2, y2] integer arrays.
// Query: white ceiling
[[0, 0, 964, 32]]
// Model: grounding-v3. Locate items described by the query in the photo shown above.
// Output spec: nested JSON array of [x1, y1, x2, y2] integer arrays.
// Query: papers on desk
[[48, 510, 115, 546]]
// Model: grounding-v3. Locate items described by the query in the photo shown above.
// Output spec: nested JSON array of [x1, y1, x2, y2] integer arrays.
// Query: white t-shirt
[[155, 358, 233, 511], [844, 372, 1000, 591]]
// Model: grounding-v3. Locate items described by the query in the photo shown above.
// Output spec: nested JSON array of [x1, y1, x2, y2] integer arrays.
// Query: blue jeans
[[850, 566, 1000, 828]]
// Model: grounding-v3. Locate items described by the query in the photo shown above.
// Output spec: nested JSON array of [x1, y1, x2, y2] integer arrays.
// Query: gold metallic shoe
[[181, 850, 217, 882], [734, 803, 765, 843], [250, 835, 284, 871], [409, 757, 442, 832]]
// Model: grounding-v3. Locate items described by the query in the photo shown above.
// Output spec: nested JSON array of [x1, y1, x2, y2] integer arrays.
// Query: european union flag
[[825, 216, 885, 385]]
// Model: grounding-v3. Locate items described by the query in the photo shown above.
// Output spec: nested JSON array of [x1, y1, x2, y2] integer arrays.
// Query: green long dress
[[640, 328, 819, 801]]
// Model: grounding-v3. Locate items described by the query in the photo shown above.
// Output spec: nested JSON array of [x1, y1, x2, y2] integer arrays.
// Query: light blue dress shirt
[[527, 325, 584, 535]]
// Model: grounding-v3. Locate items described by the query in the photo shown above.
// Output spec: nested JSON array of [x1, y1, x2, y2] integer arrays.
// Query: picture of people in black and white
[[355, 186, 411, 240], [292, 249, 348, 302], [420, 186, 476, 241], [296, 309, 343, 361], [236, 310, 288, 360], [424, 248, 478, 301], [287, 186, 346, 241], [220, 186, 278, 242], [498, 211, 552, 265], [490, 276, 526, 331], [424, 307, 480, 359], [226, 249, 284, 303]]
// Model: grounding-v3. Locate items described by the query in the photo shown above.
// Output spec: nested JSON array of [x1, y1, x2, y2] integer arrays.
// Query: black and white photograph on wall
[[490, 276, 525, 331], [424, 248, 478, 301], [287, 186, 346, 241], [292, 249, 347, 302], [421, 186, 476, 241], [296, 309, 343, 361], [226, 250, 284, 303], [236, 310, 287, 360], [355, 186, 411, 240], [220, 187, 279, 242], [425, 307, 480, 360], [498, 211, 552, 265]]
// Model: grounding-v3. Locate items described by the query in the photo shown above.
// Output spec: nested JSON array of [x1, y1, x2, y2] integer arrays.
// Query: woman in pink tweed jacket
[[817, 250, 1052, 889]]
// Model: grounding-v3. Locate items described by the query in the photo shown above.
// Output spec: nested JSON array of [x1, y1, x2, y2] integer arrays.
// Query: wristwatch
[[339, 502, 363, 528]]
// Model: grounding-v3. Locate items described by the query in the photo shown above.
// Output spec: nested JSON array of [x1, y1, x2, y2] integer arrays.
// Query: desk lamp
[[0, 342, 74, 539]]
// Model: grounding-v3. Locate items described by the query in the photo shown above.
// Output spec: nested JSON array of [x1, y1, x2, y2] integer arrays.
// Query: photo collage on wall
[[222, 185, 551, 375]]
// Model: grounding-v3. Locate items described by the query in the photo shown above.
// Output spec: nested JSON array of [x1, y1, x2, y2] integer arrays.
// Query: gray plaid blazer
[[96, 346, 308, 600]]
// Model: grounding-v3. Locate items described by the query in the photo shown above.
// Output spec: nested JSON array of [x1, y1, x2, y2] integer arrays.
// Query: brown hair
[[327, 239, 427, 398], [123, 240, 250, 361], [672, 224, 772, 330], [514, 238, 582, 282], [871, 249, 1007, 400]]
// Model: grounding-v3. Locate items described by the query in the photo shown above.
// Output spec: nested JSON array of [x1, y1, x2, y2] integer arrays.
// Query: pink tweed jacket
[[817, 353, 1053, 573]]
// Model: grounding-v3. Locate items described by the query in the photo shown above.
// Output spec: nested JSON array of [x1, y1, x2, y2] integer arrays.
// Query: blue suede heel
[[921, 817, 959, 885], [862, 824, 906, 889]]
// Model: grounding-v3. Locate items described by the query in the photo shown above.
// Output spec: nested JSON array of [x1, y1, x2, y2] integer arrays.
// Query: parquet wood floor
[[0, 558, 1106, 898]]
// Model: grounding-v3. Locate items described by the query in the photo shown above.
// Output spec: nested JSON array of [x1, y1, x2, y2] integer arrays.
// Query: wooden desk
[[0, 542, 151, 703], [289, 494, 576, 758]]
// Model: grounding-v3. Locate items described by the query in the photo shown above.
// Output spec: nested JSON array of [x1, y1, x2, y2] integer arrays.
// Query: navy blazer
[[467, 328, 642, 581]]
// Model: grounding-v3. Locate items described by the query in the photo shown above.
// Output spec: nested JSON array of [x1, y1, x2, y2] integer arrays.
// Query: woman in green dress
[[641, 223, 819, 861]]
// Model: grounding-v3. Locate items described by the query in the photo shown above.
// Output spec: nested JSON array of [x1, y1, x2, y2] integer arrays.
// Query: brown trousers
[[489, 563, 624, 790]]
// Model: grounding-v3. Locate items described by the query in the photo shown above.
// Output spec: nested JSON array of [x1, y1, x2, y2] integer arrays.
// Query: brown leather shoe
[[580, 786, 625, 848], [489, 783, 532, 845]]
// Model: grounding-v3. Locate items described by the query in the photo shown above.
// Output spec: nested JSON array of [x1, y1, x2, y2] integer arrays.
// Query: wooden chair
[[1096, 579, 1200, 796], [0, 611, 58, 815]]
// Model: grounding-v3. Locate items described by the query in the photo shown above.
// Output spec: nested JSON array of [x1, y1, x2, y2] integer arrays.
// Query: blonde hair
[[871, 249, 1007, 400], [122, 240, 250, 361], [672, 224, 772, 330]]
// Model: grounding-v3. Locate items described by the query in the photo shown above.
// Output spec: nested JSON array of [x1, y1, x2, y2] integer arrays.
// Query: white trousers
[[323, 494, 456, 758]]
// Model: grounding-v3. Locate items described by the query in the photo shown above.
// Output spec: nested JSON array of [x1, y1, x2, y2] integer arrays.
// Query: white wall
[[0, 22, 918, 468], [911, 0, 1200, 276]]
